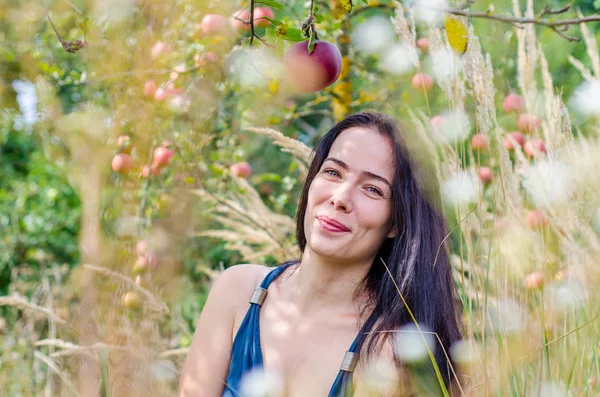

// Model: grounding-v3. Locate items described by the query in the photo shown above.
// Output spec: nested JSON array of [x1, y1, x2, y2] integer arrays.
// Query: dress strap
[[248, 261, 296, 306]]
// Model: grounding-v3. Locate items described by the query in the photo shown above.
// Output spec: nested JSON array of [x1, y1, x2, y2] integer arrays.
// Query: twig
[[250, 0, 256, 46], [40, 0, 87, 53], [429, 2, 600, 42]]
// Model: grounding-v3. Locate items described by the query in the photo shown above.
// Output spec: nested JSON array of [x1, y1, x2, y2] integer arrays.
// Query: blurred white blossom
[[93, 0, 135, 22], [393, 324, 435, 364], [521, 160, 572, 208], [151, 359, 178, 382], [450, 338, 479, 365], [240, 368, 284, 397], [226, 48, 282, 90], [547, 282, 588, 315], [414, 0, 448, 25], [570, 79, 600, 117], [352, 16, 396, 55], [380, 43, 415, 75], [442, 171, 477, 208], [429, 48, 463, 82], [536, 381, 571, 397], [434, 110, 471, 144], [486, 298, 526, 334]]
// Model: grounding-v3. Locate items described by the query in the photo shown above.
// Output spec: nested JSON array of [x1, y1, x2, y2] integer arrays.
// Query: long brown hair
[[294, 111, 461, 387]]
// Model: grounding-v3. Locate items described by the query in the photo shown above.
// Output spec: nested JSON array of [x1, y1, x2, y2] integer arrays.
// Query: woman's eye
[[323, 168, 340, 177], [365, 186, 384, 196]]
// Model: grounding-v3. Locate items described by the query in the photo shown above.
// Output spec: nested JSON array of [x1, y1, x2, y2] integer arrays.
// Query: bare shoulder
[[213, 264, 271, 308]]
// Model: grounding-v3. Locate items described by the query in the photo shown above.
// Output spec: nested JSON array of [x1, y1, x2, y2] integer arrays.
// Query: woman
[[179, 111, 462, 396]]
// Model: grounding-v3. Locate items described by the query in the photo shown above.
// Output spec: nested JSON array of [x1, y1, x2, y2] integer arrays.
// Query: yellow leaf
[[444, 15, 469, 55], [268, 79, 278, 93], [338, 0, 352, 13]]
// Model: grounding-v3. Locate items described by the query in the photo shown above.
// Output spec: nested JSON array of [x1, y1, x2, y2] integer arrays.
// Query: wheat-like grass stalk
[[567, 55, 593, 82], [33, 350, 80, 397], [577, 9, 600, 78], [82, 264, 169, 313], [392, 1, 419, 68], [0, 294, 66, 324], [244, 127, 312, 166], [36, 339, 154, 359], [463, 25, 495, 136]]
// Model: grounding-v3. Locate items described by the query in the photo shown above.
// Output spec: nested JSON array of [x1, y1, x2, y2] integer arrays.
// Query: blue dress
[[222, 262, 376, 397]]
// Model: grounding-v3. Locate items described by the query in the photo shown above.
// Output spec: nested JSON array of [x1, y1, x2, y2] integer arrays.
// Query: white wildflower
[[521, 160, 572, 208], [240, 367, 284, 397], [393, 324, 435, 364], [380, 43, 415, 75], [352, 16, 396, 55], [442, 171, 477, 208]]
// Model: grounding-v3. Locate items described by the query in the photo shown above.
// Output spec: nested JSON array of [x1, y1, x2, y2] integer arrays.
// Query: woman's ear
[[386, 224, 398, 239]]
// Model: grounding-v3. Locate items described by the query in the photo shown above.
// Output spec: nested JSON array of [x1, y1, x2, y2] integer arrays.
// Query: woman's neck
[[284, 249, 373, 317]]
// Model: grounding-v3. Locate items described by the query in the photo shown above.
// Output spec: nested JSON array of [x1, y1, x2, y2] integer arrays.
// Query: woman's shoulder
[[214, 264, 272, 293]]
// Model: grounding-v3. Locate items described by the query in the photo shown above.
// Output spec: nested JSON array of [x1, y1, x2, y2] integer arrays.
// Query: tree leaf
[[338, 0, 353, 13], [255, 0, 284, 10], [280, 27, 305, 42], [444, 15, 469, 55], [308, 30, 316, 54], [259, 17, 282, 26]]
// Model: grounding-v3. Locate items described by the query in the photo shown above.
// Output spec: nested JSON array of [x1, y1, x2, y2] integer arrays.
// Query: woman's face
[[304, 126, 396, 264]]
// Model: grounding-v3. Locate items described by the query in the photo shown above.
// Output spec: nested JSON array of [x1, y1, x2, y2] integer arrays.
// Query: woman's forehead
[[328, 127, 395, 179]]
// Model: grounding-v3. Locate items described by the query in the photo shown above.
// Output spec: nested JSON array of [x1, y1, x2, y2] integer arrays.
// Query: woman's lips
[[317, 216, 350, 232]]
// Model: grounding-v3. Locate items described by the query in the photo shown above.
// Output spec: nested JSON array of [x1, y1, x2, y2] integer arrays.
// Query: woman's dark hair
[[294, 111, 462, 388]]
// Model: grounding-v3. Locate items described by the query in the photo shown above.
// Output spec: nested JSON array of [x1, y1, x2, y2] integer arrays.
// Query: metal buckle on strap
[[340, 351, 358, 372], [249, 287, 268, 306]]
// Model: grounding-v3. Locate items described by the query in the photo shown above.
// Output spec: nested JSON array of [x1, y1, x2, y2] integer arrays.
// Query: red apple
[[254, 7, 274, 27], [416, 38, 429, 51], [523, 138, 547, 158], [502, 94, 525, 113], [136, 240, 148, 256], [231, 10, 250, 31], [471, 133, 488, 151], [525, 271, 544, 290], [479, 167, 493, 183], [141, 164, 161, 177], [201, 14, 229, 35], [518, 113, 541, 133], [152, 146, 175, 168], [411, 73, 434, 91], [151, 41, 170, 60], [112, 153, 133, 174], [430, 115, 445, 130], [143, 80, 158, 98], [117, 135, 133, 154], [230, 162, 252, 178], [154, 85, 184, 101], [132, 256, 149, 275], [527, 210, 548, 229], [122, 291, 142, 310], [504, 131, 525, 150], [285, 40, 342, 92]]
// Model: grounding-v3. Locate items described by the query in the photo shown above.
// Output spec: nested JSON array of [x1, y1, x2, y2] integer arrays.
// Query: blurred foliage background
[[2, 0, 600, 395]]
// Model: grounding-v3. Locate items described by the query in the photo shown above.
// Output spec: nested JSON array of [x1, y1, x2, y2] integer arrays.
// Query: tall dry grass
[[2, 0, 600, 396]]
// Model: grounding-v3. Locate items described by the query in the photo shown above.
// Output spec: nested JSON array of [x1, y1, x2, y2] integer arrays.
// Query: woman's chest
[[259, 302, 359, 396]]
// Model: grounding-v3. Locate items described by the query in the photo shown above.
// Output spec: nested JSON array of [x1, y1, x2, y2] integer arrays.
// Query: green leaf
[[255, 0, 284, 10], [260, 17, 282, 26], [281, 28, 305, 42], [308, 30, 316, 54]]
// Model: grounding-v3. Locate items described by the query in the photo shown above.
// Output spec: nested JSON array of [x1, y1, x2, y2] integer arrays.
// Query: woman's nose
[[330, 184, 353, 213]]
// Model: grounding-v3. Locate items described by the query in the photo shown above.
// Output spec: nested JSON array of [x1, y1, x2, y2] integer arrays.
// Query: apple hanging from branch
[[284, 3, 342, 92]]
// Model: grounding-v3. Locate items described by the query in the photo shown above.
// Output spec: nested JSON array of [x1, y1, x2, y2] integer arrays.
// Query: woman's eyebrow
[[324, 157, 392, 188]]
